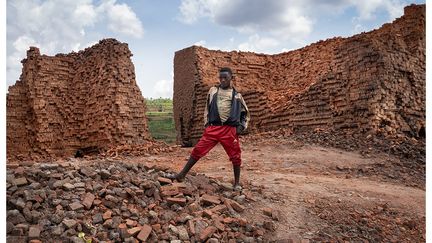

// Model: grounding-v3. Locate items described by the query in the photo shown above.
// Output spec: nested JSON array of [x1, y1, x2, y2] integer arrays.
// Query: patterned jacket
[[204, 86, 250, 131]]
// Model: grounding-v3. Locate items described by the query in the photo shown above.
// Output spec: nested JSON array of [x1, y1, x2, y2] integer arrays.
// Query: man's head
[[219, 67, 233, 89]]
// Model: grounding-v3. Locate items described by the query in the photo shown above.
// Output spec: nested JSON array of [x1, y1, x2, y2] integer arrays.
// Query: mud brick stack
[[173, 4, 425, 146], [7, 39, 150, 161]]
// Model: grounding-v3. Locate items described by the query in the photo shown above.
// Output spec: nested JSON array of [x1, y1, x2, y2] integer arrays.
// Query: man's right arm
[[203, 87, 217, 127]]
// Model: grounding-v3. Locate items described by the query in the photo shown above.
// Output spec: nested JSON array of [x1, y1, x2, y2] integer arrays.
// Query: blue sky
[[6, 0, 426, 98]]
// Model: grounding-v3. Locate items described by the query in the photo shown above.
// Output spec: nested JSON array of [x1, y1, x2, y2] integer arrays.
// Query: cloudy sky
[[6, 0, 425, 98]]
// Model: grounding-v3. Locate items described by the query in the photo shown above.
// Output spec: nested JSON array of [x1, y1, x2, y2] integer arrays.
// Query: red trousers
[[191, 125, 242, 166]]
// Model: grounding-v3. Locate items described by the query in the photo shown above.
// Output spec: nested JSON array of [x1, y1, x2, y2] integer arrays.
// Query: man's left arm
[[238, 94, 250, 132]]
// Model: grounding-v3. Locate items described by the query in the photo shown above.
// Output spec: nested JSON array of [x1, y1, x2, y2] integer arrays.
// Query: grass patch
[[146, 98, 176, 144]]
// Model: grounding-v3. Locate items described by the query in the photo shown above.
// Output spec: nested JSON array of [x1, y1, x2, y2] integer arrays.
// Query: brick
[[223, 217, 236, 224], [214, 219, 225, 231], [82, 192, 95, 209], [62, 183, 75, 190], [127, 227, 141, 237], [69, 202, 84, 211], [173, 5, 426, 146], [199, 226, 217, 241], [211, 205, 227, 213], [188, 220, 195, 235], [152, 223, 161, 232], [126, 219, 137, 227], [14, 177, 28, 186], [166, 197, 187, 206], [201, 194, 221, 205], [137, 224, 152, 242], [28, 226, 41, 239], [172, 182, 188, 188], [203, 209, 213, 218], [62, 219, 77, 229], [227, 199, 245, 212], [161, 189, 180, 197], [103, 210, 112, 220], [7, 39, 151, 160], [262, 207, 273, 217], [157, 177, 172, 184], [188, 202, 202, 212]]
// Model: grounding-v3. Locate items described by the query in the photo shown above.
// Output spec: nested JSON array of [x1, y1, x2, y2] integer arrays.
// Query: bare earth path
[[124, 137, 425, 242]]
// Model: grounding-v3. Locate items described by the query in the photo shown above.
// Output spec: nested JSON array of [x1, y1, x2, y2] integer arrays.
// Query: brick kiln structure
[[7, 39, 149, 160], [173, 4, 425, 146]]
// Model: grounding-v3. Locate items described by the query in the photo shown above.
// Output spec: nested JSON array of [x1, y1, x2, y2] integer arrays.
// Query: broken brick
[[137, 224, 152, 242]]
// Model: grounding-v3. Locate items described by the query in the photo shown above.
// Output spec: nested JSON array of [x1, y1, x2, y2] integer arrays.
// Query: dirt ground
[[120, 136, 426, 242]]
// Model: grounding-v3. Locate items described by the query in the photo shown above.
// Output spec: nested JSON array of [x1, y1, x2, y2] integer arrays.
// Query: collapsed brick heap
[[305, 196, 425, 242], [7, 39, 149, 161], [7, 162, 275, 242], [173, 4, 425, 146]]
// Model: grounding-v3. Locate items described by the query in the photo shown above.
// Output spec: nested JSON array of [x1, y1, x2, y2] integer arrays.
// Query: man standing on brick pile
[[166, 67, 250, 191]]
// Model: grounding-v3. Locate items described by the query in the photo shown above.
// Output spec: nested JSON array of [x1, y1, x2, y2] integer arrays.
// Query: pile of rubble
[[305, 196, 425, 242], [101, 141, 178, 158], [7, 160, 276, 242], [245, 128, 425, 189]]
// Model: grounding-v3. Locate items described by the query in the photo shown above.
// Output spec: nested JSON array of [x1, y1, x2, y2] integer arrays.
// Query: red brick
[[82, 192, 95, 209], [188, 220, 195, 235], [201, 194, 220, 205], [137, 224, 152, 241], [7, 39, 151, 160], [214, 220, 225, 231], [227, 199, 245, 212], [172, 182, 187, 188], [202, 209, 213, 218], [161, 189, 180, 197], [152, 224, 161, 232], [157, 177, 172, 185], [210, 205, 227, 213], [103, 210, 112, 220], [199, 226, 217, 241], [126, 219, 138, 227], [263, 207, 273, 217], [188, 202, 201, 212], [127, 227, 141, 236], [166, 197, 187, 206]]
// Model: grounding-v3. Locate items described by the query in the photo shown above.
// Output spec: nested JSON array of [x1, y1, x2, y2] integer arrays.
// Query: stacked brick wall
[[7, 39, 150, 160], [173, 4, 425, 146]]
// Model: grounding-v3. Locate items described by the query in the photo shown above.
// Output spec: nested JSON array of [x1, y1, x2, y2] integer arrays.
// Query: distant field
[[146, 98, 176, 144]]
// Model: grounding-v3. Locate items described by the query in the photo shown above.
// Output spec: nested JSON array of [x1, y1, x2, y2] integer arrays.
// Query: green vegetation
[[146, 98, 173, 112], [146, 98, 176, 144]]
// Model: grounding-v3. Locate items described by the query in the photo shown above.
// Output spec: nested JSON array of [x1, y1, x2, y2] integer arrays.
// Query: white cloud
[[97, 0, 144, 38], [13, 36, 38, 53], [154, 79, 173, 98], [73, 3, 97, 26], [194, 40, 207, 46], [238, 34, 279, 53], [178, 0, 224, 24], [179, 0, 312, 41], [281, 47, 295, 53], [7, 0, 144, 86], [351, 0, 405, 20], [178, 0, 412, 42]]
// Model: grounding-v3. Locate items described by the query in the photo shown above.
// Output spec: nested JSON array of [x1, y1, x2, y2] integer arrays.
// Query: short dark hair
[[219, 67, 233, 76]]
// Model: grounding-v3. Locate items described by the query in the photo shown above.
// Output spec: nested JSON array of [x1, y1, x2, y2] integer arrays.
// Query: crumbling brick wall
[[7, 39, 149, 160], [173, 4, 425, 146]]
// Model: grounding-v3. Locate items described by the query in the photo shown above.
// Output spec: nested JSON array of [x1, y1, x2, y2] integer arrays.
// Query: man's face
[[219, 71, 232, 89]]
